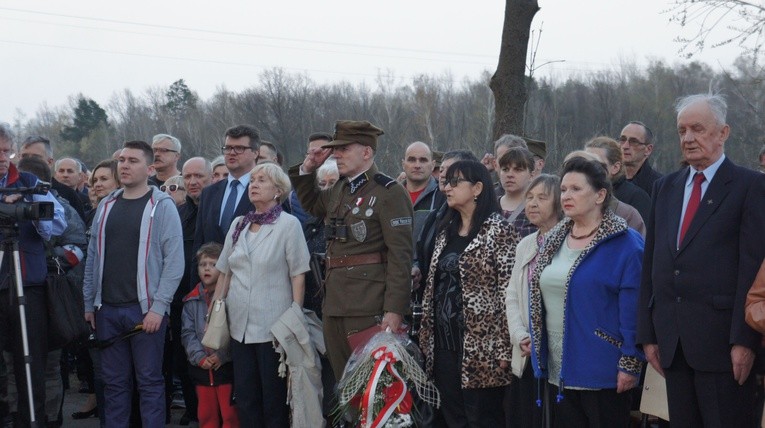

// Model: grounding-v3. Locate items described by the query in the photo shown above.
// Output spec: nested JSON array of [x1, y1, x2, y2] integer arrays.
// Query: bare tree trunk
[[490, 0, 540, 139]]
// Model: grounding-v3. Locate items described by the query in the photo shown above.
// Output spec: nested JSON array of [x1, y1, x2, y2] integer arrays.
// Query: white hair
[[317, 158, 338, 180], [675, 93, 727, 126], [211, 155, 225, 170], [164, 175, 184, 187], [152, 133, 182, 152]]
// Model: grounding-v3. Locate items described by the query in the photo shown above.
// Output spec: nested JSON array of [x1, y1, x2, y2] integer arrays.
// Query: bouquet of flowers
[[335, 330, 440, 428]]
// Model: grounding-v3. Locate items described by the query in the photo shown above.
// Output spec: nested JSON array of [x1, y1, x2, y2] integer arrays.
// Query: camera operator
[[10, 156, 86, 427], [0, 123, 66, 427]]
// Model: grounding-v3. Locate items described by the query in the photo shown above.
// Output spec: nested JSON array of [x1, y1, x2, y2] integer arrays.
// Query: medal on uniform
[[352, 197, 363, 215], [365, 196, 377, 217]]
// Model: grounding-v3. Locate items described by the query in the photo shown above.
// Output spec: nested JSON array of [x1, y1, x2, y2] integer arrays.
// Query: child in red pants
[[181, 243, 239, 427]]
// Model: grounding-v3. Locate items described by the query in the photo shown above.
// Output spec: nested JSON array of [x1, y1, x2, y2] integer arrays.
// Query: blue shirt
[[219, 174, 250, 226], [0, 174, 66, 240]]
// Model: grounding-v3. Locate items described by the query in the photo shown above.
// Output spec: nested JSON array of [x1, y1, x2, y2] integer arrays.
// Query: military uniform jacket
[[289, 163, 413, 318]]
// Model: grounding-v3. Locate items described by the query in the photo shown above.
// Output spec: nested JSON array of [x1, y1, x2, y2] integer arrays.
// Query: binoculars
[[326, 218, 348, 242]]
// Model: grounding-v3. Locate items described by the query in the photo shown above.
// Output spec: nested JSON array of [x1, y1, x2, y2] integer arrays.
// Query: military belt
[[326, 252, 387, 270]]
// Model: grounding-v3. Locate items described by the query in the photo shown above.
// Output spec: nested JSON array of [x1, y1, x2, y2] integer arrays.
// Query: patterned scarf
[[526, 232, 545, 290], [231, 204, 283, 245]]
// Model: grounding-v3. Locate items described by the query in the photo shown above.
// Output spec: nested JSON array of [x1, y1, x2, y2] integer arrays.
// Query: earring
[[273, 194, 279, 200], [473, 195, 478, 202]]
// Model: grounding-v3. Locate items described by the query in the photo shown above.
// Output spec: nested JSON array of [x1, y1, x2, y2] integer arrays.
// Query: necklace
[[569, 222, 600, 240]]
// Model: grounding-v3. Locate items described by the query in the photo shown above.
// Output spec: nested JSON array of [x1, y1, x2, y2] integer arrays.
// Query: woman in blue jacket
[[528, 157, 644, 427]]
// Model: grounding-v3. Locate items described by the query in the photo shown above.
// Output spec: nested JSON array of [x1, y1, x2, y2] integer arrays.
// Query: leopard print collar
[[528, 210, 628, 381]]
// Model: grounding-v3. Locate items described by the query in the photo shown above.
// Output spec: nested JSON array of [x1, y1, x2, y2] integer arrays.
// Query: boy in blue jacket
[[181, 243, 239, 427]]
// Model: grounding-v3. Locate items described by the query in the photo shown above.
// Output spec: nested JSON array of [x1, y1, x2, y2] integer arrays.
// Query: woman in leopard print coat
[[418, 160, 518, 426]]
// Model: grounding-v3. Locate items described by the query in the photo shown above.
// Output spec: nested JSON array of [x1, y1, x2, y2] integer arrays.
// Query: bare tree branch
[[668, 0, 765, 58]]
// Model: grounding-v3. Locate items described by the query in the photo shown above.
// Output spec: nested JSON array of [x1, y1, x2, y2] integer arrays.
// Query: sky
[[0, 0, 748, 121]]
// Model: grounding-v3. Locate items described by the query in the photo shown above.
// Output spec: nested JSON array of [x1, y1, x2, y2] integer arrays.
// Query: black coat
[[613, 175, 651, 221], [52, 178, 86, 221], [414, 203, 447, 292], [628, 161, 663, 196], [177, 198, 198, 302]]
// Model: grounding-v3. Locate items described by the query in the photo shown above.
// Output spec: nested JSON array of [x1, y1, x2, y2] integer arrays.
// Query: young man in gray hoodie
[[83, 140, 184, 427]]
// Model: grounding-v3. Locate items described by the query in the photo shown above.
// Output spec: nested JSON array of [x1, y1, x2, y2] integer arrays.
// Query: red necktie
[[679, 172, 705, 244]]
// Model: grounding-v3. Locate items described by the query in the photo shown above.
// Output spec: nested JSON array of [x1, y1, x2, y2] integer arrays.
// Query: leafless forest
[[10, 57, 765, 175]]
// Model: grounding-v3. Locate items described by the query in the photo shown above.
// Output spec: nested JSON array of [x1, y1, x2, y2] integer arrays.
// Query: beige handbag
[[640, 364, 669, 422], [201, 299, 230, 350]]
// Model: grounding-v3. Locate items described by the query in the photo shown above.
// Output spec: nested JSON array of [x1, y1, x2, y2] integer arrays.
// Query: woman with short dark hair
[[529, 157, 644, 427]]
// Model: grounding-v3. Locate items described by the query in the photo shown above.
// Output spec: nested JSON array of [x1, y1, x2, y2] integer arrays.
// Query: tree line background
[[9, 56, 765, 176]]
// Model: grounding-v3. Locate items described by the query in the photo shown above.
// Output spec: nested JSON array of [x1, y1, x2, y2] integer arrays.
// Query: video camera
[[0, 181, 54, 223]]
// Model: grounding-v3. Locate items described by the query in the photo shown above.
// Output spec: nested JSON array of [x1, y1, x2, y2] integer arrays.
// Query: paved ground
[[61, 377, 197, 427]]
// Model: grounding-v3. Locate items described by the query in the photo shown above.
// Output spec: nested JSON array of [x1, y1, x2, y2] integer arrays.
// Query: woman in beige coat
[[212, 163, 310, 427], [505, 174, 562, 428]]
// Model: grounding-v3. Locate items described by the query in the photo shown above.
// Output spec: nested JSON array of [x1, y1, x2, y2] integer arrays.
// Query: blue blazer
[[529, 212, 645, 390], [637, 158, 765, 372]]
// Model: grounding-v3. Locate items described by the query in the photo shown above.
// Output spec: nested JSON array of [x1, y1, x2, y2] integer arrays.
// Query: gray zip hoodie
[[83, 186, 184, 316]]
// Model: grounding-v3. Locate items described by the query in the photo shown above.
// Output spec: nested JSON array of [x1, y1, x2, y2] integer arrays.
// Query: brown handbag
[[745, 260, 765, 334]]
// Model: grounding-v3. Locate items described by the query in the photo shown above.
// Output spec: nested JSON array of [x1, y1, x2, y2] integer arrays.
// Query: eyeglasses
[[221, 145, 253, 155], [160, 184, 184, 192], [440, 177, 471, 188], [618, 136, 648, 147], [153, 148, 178, 154]]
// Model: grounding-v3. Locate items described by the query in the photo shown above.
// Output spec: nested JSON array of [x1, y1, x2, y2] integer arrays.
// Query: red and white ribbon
[[361, 346, 408, 428]]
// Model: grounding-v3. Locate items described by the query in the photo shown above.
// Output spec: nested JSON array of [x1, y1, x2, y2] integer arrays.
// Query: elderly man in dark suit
[[637, 93, 765, 427]]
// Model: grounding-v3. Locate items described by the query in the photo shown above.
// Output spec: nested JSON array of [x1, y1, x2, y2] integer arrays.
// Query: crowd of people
[[0, 90, 764, 428]]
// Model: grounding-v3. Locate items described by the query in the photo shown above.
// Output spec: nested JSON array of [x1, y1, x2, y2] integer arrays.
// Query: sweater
[[505, 230, 541, 377], [83, 187, 184, 316]]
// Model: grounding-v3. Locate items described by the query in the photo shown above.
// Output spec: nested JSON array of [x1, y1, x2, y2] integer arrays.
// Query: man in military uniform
[[289, 120, 413, 378]]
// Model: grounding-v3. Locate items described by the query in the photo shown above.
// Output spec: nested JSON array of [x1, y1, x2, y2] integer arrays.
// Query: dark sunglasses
[[160, 184, 184, 192], [440, 177, 472, 188]]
